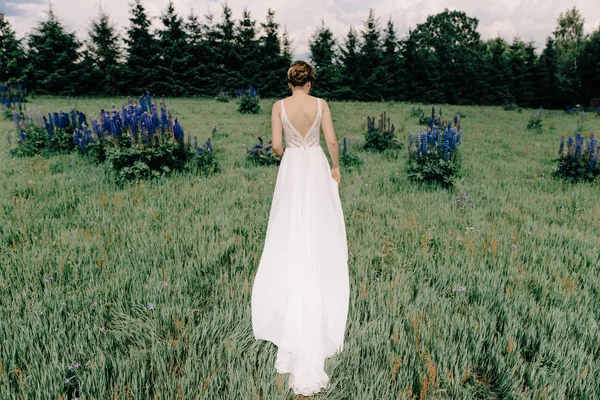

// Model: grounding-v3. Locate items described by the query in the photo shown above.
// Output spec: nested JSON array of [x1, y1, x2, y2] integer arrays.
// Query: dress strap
[[317, 98, 321, 115]]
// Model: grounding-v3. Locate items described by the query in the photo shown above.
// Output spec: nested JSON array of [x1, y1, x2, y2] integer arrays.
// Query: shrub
[[406, 125, 463, 187], [192, 137, 219, 176], [554, 133, 599, 182], [10, 110, 81, 157], [237, 87, 261, 114], [527, 107, 543, 131], [238, 96, 261, 114], [215, 90, 230, 103], [74, 92, 217, 183], [363, 112, 401, 152], [339, 135, 362, 169], [413, 106, 445, 127], [503, 103, 518, 111], [1, 82, 27, 120], [245, 136, 280, 166]]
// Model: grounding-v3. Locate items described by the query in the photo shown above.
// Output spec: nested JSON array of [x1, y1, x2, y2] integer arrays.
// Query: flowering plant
[[406, 124, 463, 187], [554, 132, 599, 182]]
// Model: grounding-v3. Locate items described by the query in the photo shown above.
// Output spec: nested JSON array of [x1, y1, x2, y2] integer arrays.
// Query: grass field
[[0, 96, 599, 399]]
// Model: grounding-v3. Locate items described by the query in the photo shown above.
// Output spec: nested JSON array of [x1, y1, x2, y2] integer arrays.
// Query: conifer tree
[[536, 37, 560, 108], [358, 9, 384, 101], [236, 9, 259, 87], [124, 0, 158, 94], [381, 17, 405, 101], [0, 13, 26, 83], [308, 21, 339, 99], [185, 10, 212, 95], [258, 9, 286, 97], [87, 5, 122, 94], [484, 38, 513, 105], [26, 6, 82, 94], [578, 28, 600, 106], [338, 26, 360, 100], [156, 1, 189, 95], [215, 3, 241, 91]]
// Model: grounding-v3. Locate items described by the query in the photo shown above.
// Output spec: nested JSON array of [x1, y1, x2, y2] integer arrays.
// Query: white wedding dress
[[251, 97, 350, 396]]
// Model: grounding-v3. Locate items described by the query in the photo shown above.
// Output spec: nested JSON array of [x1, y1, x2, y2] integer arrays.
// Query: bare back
[[281, 95, 320, 138]]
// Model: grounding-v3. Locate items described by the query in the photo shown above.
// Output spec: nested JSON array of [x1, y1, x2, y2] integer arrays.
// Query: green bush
[[215, 90, 230, 103], [363, 112, 402, 153], [10, 123, 75, 158], [527, 107, 543, 131], [245, 136, 280, 166], [339, 136, 362, 170], [238, 96, 261, 114], [554, 133, 599, 183], [406, 126, 463, 187]]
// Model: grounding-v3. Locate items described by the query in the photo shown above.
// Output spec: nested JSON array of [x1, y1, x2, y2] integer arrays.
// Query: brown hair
[[287, 61, 315, 87]]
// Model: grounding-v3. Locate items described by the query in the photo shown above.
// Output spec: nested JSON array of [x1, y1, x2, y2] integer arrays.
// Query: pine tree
[[26, 6, 82, 94], [381, 17, 405, 101], [508, 38, 537, 107], [484, 38, 513, 105], [215, 3, 241, 91], [258, 9, 286, 97], [200, 10, 221, 95], [578, 28, 600, 107], [536, 37, 560, 108], [185, 10, 212, 95], [402, 28, 443, 103], [124, 0, 158, 95], [339, 26, 360, 100], [308, 21, 339, 99], [0, 13, 26, 83], [156, 1, 189, 95], [281, 26, 293, 64], [357, 9, 384, 101], [87, 5, 122, 95], [236, 9, 259, 87]]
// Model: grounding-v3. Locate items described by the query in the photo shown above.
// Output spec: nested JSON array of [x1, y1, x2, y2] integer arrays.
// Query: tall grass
[[0, 97, 599, 399]]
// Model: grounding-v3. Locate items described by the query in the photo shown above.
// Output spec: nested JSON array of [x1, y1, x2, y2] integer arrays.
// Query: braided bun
[[287, 61, 315, 87]]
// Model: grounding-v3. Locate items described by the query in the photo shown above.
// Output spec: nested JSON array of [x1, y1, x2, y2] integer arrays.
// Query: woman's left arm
[[271, 101, 284, 157]]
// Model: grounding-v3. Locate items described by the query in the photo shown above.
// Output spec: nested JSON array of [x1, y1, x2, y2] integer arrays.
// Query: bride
[[251, 61, 350, 396]]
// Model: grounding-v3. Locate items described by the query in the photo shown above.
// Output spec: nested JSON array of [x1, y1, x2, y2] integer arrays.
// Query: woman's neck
[[291, 87, 310, 96]]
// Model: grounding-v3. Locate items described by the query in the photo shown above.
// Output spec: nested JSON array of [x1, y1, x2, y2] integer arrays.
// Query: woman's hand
[[331, 166, 341, 183]]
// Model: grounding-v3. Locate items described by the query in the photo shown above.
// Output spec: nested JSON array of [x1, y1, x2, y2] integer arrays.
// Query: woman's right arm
[[321, 100, 340, 182]]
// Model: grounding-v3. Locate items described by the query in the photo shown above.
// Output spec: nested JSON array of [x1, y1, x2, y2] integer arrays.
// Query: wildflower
[[92, 301, 98, 307], [65, 378, 71, 384], [44, 276, 54, 283], [512, 244, 518, 249], [100, 327, 105, 332], [160, 281, 169, 287], [147, 303, 155, 310]]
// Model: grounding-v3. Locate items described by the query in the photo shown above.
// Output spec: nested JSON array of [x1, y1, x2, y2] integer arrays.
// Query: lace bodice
[[281, 98, 322, 148]]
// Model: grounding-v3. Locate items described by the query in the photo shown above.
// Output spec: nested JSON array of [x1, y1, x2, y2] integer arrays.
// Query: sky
[[2, 0, 599, 58]]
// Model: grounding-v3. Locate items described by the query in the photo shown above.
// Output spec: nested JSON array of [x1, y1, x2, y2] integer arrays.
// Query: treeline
[[1, 3, 599, 108], [0, 1, 293, 98]]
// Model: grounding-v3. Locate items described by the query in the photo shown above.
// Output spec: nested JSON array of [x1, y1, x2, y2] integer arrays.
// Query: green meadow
[[0, 97, 599, 399]]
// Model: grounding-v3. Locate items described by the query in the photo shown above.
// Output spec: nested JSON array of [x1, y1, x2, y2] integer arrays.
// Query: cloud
[[2, 0, 599, 55]]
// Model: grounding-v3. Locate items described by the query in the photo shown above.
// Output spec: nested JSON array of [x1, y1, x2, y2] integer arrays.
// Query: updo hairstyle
[[287, 61, 315, 87]]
